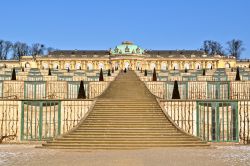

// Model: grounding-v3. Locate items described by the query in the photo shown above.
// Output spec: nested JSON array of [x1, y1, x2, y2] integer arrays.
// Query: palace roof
[[45, 42, 208, 59], [46, 49, 206, 59]]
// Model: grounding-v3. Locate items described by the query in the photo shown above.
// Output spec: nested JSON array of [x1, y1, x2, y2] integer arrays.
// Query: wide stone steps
[[87, 115, 165, 118], [80, 121, 172, 124], [88, 113, 165, 116], [71, 130, 179, 133], [46, 140, 205, 144], [78, 124, 173, 127], [62, 134, 191, 138], [43, 144, 208, 149], [66, 133, 188, 137], [56, 136, 198, 142], [42, 71, 209, 149], [82, 120, 173, 123]]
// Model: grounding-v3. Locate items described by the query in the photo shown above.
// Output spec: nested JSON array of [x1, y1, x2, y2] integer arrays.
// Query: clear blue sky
[[0, 0, 249, 58]]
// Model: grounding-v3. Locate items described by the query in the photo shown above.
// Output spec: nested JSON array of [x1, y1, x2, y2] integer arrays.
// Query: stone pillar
[[191, 62, 194, 69], [60, 61, 64, 70], [157, 61, 160, 70], [94, 61, 97, 70], [179, 61, 183, 70]]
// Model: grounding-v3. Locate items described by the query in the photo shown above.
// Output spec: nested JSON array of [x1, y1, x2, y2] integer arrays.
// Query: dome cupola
[[110, 41, 144, 55]]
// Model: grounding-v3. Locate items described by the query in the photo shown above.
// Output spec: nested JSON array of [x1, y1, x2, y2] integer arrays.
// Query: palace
[[0, 41, 240, 70], [0, 41, 250, 147]]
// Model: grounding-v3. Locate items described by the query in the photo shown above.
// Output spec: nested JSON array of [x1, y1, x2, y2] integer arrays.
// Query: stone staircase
[[42, 70, 208, 149]]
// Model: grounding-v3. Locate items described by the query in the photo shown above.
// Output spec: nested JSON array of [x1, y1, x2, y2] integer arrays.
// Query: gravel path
[[0, 144, 250, 166]]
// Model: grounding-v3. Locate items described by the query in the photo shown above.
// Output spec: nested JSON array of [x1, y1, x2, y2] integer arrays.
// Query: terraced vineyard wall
[[0, 100, 94, 143]]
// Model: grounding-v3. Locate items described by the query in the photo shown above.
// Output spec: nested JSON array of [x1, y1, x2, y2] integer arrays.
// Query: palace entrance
[[124, 61, 130, 69]]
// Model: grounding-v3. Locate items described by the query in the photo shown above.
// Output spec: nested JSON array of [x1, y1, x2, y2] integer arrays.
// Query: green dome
[[111, 41, 144, 55]]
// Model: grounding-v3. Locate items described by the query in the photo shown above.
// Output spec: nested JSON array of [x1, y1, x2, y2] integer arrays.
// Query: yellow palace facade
[[1, 41, 238, 70]]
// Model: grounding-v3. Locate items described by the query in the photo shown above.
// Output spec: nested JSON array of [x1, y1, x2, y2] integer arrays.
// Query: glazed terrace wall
[[0, 81, 109, 99], [0, 99, 94, 143], [146, 81, 250, 100], [159, 100, 250, 144], [0, 75, 116, 82], [135, 68, 250, 82]]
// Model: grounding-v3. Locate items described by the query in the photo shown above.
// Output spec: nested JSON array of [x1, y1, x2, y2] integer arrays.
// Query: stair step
[[90, 113, 165, 116], [96, 103, 157, 104], [59, 137, 199, 140], [94, 108, 160, 109], [43, 143, 209, 148], [42, 71, 208, 149], [75, 128, 178, 131], [83, 120, 171, 123], [63, 134, 190, 138], [89, 116, 165, 118], [87, 115, 165, 118], [81, 121, 171, 124], [68, 133, 184, 136], [78, 125, 173, 128], [47, 140, 205, 144]]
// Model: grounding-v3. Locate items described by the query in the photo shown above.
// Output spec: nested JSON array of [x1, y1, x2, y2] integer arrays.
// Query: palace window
[[184, 63, 190, 69]]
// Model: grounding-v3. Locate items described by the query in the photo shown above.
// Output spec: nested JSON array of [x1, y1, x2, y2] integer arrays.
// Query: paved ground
[[0, 144, 250, 166]]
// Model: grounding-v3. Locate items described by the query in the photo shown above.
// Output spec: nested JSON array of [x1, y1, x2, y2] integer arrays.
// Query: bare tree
[[0, 40, 4, 59], [227, 39, 245, 59], [2, 41, 12, 60], [0, 40, 13, 60], [202, 40, 224, 56], [203, 40, 211, 54], [12, 42, 29, 60], [30, 43, 45, 59], [211, 41, 224, 55]]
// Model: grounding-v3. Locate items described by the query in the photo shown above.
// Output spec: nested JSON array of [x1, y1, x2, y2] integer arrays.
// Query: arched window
[[75, 63, 81, 70], [173, 63, 179, 70], [43, 63, 48, 69], [225, 63, 230, 68], [195, 63, 201, 69], [124, 62, 130, 69], [98, 62, 104, 69], [136, 62, 141, 69], [53, 63, 59, 69], [184, 63, 190, 69], [207, 63, 212, 69], [65, 63, 70, 69], [161, 63, 167, 70], [150, 63, 156, 70], [87, 63, 93, 70], [25, 62, 30, 68]]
